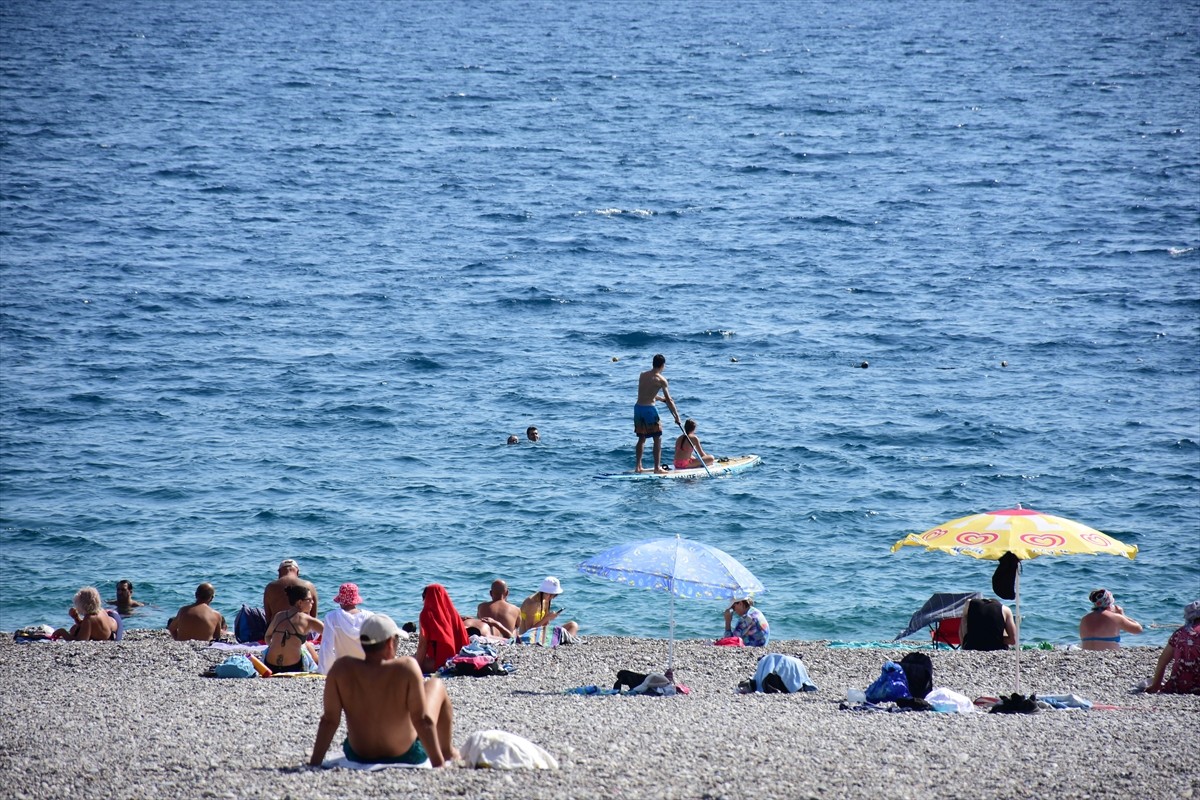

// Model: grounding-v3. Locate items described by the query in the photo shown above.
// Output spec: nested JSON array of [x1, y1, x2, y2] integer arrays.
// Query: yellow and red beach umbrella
[[892, 506, 1137, 693], [891, 507, 1138, 562]]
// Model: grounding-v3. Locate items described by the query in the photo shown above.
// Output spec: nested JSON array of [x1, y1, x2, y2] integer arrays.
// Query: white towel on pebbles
[[321, 756, 431, 770], [460, 730, 559, 770]]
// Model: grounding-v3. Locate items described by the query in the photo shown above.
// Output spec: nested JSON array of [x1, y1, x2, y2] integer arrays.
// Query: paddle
[[673, 416, 714, 477]]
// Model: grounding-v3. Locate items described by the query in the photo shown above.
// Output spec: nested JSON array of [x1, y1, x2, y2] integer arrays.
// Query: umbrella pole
[[1014, 569, 1022, 694], [668, 592, 676, 672]]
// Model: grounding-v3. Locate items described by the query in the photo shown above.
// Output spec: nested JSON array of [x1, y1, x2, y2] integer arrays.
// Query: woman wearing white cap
[[517, 577, 578, 642]]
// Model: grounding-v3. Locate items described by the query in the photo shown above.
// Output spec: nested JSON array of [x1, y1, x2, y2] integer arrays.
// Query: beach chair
[[930, 616, 962, 649], [895, 591, 981, 648]]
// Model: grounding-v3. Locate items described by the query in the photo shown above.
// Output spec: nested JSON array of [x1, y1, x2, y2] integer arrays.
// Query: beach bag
[[215, 655, 258, 678], [899, 652, 933, 699], [992, 552, 1021, 600], [234, 605, 268, 643], [865, 661, 911, 703]]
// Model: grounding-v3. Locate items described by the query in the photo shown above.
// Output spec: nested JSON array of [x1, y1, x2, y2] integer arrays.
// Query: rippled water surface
[[2, 0, 1198, 645]]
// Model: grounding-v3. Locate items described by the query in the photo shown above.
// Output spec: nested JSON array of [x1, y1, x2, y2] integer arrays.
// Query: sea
[[2, 0, 1197, 647]]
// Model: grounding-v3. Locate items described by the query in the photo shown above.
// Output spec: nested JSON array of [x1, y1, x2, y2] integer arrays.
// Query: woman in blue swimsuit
[[1079, 588, 1143, 651]]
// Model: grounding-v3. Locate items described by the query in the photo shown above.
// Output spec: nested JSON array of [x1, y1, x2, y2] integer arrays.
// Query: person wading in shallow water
[[633, 354, 681, 474]]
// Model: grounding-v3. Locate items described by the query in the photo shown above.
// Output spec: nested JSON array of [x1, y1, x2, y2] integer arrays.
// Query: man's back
[[170, 603, 224, 642], [265, 576, 317, 621], [637, 368, 666, 405], [330, 656, 422, 759], [477, 598, 519, 631]]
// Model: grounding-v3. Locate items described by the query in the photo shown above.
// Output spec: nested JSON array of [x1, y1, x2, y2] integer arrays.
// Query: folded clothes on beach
[[321, 756, 431, 770]]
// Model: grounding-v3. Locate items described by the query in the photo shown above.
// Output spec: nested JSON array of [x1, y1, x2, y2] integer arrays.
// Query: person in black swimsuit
[[263, 584, 324, 672], [960, 597, 1017, 651]]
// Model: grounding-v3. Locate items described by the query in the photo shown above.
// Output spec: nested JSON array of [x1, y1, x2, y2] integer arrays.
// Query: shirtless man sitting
[[476, 580, 520, 634], [167, 582, 227, 642], [634, 354, 681, 474], [309, 615, 457, 768], [55, 587, 118, 641], [264, 558, 319, 622]]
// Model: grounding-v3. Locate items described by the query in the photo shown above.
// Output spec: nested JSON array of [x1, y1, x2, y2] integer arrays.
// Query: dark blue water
[[2, 0, 1198, 645]]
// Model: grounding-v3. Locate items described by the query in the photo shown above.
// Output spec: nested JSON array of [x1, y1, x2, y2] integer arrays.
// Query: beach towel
[[419, 584, 470, 671], [460, 730, 559, 770], [752, 654, 818, 693], [714, 636, 744, 647], [321, 756, 431, 770]]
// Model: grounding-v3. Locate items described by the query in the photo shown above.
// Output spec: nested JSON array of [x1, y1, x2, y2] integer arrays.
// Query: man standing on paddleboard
[[634, 354, 681, 474]]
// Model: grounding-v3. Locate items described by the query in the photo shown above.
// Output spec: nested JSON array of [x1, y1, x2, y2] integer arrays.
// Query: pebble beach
[[1, 631, 1196, 800]]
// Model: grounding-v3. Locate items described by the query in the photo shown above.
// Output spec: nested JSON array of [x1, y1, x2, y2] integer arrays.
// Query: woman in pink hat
[[319, 582, 377, 675]]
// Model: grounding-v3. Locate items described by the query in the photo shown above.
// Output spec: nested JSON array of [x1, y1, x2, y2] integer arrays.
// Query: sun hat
[[359, 614, 400, 645], [334, 583, 363, 606], [538, 576, 563, 595], [1185, 600, 1200, 624]]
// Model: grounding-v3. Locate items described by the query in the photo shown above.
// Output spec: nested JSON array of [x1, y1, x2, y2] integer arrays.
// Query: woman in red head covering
[[416, 584, 469, 674]]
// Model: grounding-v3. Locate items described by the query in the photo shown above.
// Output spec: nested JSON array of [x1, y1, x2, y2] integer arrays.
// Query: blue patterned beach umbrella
[[578, 535, 766, 670]]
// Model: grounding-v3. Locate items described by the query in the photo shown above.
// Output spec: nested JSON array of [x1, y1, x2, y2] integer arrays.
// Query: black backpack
[[899, 652, 934, 700]]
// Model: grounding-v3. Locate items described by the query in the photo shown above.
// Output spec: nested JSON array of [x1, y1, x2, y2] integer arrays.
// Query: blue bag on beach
[[234, 605, 268, 643], [215, 655, 257, 678], [865, 661, 911, 703]]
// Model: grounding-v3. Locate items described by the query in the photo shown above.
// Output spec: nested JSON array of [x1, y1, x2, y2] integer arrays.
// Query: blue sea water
[[2, 0, 1198, 646]]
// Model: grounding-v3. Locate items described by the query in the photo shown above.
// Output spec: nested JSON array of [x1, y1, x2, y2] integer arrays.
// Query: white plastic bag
[[925, 687, 976, 713]]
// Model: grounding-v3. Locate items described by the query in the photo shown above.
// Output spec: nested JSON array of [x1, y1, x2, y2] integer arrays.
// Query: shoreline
[[1, 631, 1196, 799]]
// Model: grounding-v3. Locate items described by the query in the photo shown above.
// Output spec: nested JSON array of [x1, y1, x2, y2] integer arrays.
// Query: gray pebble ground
[[1, 631, 1196, 799]]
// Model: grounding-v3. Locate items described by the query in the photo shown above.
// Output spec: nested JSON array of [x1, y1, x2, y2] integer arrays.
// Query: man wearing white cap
[[517, 577, 578, 642], [310, 614, 457, 768]]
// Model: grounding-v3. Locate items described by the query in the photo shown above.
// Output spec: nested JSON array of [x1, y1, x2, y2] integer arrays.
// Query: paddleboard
[[597, 454, 762, 481]]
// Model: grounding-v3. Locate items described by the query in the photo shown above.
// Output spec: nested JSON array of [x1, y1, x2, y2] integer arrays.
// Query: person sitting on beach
[[264, 558, 319, 622], [54, 586, 119, 641], [309, 614, 457, 768], [1079, 588, 1143, 651], [673, 419, 716, 471], [415, 584, 470, 674], [722, 596, 770, 647], [167, 582, 227, 642], [517, 576, 579, 642], [477, 579, 521, 634], [107, 579, 145, 615], [960, 597, 1016, 651], [320, 583, 375, 675], [263, 584, 323, 673], [1148, 600, 1200, 695]]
